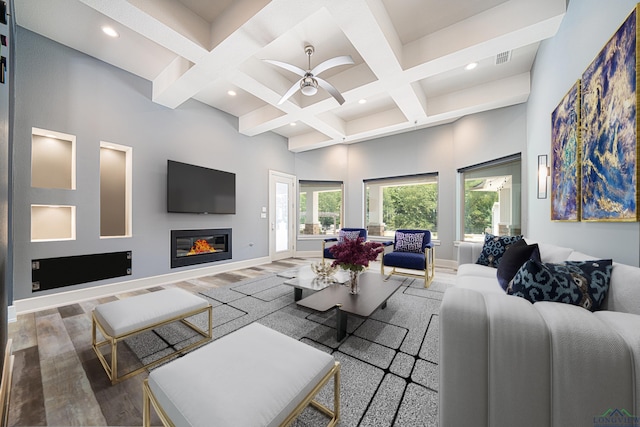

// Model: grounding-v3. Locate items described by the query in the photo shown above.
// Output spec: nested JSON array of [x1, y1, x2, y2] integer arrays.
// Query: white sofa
[[439, 240, 640, 427]]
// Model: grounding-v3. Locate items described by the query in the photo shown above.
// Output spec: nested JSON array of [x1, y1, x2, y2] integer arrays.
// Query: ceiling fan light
[[300, 76, 318, 96]]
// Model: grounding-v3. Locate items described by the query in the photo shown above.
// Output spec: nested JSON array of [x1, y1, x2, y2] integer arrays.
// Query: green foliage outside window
[[464, 179, 499, 235], [378, 183, 438, 235], [318, 190, 342, 230]]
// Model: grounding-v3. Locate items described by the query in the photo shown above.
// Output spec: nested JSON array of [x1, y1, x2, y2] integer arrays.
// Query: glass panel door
[[269, 170, 295, 260]]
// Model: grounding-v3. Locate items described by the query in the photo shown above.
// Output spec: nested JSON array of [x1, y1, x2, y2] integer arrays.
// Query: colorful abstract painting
[[580, 6, 638, 221], [551, 81, 580, 221]]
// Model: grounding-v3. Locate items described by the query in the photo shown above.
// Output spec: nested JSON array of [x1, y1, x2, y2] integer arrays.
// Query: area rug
[[124, 272, 454, 426]]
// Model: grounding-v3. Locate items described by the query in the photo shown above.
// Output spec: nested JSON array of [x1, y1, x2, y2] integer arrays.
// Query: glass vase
[[349, 270, 360, 294]]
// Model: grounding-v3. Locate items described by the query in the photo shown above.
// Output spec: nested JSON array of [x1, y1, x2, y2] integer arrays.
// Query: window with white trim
[[298, 180, 344, 236], [364, 173, 438, 239], [458, 154, 521, 242]]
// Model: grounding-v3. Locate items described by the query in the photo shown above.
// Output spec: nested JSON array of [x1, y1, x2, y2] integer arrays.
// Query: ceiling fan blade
[[316, 77, 346, 105], [311, 55, 354, 76], [277, 79, 302, 105], [263, 59, 306, 77]]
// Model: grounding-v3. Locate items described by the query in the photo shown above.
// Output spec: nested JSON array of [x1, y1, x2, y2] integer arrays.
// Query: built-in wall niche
[[100, 142, 132, 238], [31, 204, 76, 242], [31, 127, 76, 190]]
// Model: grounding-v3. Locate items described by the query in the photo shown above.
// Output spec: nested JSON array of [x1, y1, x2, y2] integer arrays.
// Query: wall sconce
[[537, 154, 549, 199]]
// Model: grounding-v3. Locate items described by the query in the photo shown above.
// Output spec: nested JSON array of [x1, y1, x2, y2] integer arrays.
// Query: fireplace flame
[[187, 239, 217, 255]]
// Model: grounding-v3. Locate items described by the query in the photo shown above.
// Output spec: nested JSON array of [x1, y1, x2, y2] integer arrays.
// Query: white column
[[367, 184, 385, 235], [304, 190, 321, 234]]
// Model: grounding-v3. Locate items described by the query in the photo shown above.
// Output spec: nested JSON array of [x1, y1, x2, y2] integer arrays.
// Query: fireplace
[[171, 228, 232, 268]]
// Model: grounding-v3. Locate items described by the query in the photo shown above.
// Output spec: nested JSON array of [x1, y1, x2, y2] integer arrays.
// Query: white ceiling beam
[[426, 72, 530, 116], [403, 0, 566, 71], [78, 0, 208, 63], [327, 0, 403, 80], [346, 108, 407, 136], [151, 1, 338, 109], [388, 83, 428, 123], [288, 131, 336, 153], [127, 0, 211, 50]]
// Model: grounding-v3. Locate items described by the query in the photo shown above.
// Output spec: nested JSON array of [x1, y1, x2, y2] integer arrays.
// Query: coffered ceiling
[[15, 0, 566, 152]]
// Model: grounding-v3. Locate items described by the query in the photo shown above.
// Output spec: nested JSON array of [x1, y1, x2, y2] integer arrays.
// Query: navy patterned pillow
[[338, 229, 361, 243], [395, 231, 424, 253], [476, 234, 523, 268], [508, 259, 613, 311]]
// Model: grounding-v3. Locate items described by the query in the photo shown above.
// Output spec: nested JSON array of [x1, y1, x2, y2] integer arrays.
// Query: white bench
[[92, 288, 212, 385], [143, 322, 340, 427]]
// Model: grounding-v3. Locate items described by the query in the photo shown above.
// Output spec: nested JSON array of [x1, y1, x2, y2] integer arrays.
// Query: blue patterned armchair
[[322, 228, 367, 262], [380, 229, 435, 287]]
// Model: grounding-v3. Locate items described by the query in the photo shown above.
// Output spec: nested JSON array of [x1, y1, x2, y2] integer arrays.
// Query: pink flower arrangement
[[329, 237, 384, 272]]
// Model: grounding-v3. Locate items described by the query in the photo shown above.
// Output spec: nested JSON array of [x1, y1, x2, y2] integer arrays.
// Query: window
[[458, 154, 521, 242], [298, 181, 343, 236], [365, 174, 438, 239]]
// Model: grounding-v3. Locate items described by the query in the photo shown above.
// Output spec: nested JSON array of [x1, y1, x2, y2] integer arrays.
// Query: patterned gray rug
[[124, 272, 453, 426]]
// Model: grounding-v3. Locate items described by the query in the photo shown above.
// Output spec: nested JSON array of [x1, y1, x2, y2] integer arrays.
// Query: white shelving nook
[[100, 141, 133, 238], [31, 204, 76, 242], [31, 127, 76, 190]]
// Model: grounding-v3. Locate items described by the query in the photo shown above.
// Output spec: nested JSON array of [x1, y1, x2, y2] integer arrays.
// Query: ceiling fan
[[264, 45, 354, 105]]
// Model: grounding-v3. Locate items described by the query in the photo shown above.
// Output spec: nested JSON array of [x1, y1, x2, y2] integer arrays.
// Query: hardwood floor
[[7, 258, 312, 427]]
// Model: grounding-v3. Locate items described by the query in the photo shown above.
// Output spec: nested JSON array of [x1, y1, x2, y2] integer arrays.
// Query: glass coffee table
[[296, 271, 402, 341], [278, 264, 350, 301]]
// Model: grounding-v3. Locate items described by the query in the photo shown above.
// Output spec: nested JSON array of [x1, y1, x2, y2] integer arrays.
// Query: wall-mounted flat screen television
[[167, 160, 236, 214]]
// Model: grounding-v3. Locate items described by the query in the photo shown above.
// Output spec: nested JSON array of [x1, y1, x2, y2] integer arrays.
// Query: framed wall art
[[551, 80, 580, 221], [580, 5, 639, 222]]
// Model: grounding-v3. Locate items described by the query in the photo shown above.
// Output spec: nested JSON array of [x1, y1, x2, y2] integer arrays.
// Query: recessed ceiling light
[[227, 90, 237, 96], [465, 62, 478, 71], [358, 99, 367, 104], [290, 122, 297, 126], [102, 26, 119, 38]]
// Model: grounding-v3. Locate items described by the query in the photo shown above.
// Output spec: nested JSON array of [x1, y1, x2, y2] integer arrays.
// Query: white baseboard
[[7, 305, 16, 323], [13, 256, 271, 315], [437, 259, 458, 270]]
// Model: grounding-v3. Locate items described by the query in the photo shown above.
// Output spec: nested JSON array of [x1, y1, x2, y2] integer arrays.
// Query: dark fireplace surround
[[171, 228, 232, 268]]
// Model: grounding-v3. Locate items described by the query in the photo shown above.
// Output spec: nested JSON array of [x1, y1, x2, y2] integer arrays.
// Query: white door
[[269, 170, 296, 260]]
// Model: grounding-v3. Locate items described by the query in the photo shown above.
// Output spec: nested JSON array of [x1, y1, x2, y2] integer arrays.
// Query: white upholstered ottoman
[[143, 322, 340, 427], [92, 288, 212, 384]]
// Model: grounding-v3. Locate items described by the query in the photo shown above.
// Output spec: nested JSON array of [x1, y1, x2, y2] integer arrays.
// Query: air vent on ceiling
[[495, 51, 511, 65]]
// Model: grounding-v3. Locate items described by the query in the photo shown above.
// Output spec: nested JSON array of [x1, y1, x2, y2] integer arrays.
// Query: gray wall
[[296, 104, 528, 261], [13, 28, 294, 301], [527, 0, 640, 266]]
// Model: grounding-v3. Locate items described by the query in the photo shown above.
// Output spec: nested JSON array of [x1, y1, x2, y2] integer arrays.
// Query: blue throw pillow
[[476, 234, 523, 268], [496, 239, 540, 291], [508, 259, 613, 311], [395, 231, 424, 253], [338, 229, 361, 243]]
